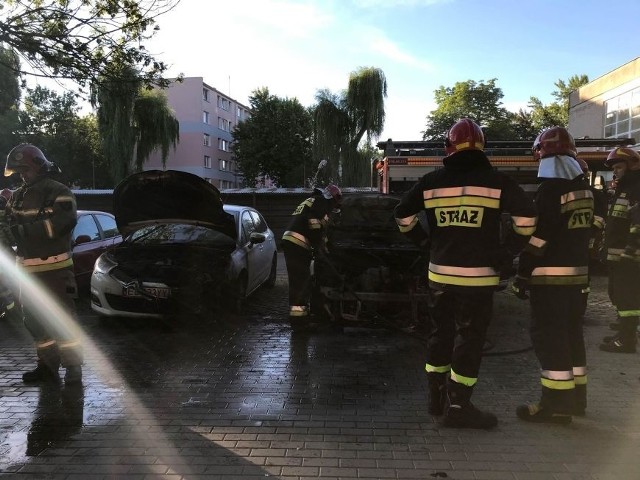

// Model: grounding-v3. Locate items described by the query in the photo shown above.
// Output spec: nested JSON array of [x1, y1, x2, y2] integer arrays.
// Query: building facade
[[569, 57, 640, 144], [145, 77, 251, 189]]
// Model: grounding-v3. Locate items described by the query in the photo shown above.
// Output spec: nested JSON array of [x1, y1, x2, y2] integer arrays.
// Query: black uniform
[[604, 170, 640, 346], [517, 176, 594, 414], [282, 191, 333, 321], [395, 150, 536, 413]]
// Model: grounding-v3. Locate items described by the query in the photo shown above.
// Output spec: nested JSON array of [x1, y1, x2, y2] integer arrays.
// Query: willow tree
[[91, 63, 178, 183], [313, 67, 387, 186]]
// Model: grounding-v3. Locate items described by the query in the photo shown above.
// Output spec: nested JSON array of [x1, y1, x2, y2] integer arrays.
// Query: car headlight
[[94, 253, 117, 274]]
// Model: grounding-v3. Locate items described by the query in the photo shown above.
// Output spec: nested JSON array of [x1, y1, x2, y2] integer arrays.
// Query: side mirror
[[74, 234, 92, 246], [249, 232, 265, 245]]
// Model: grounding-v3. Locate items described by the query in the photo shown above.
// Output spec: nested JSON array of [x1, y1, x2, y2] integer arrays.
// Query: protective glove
[[511, 275, 530, 300], [620, 244, 638, 262]]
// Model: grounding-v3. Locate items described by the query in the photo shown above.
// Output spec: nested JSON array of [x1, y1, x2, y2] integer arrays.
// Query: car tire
[[265, 253, 277, 288]]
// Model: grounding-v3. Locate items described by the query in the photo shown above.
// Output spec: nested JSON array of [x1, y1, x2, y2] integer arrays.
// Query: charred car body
[[311, 193, 430, 329]]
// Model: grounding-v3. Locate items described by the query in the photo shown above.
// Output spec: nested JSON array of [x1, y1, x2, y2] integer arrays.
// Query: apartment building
[[569, 57, 640, 144], [145, 77, 251, 189]]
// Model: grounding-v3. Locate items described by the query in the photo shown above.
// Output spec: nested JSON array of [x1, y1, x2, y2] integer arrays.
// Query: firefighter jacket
[[282, 192, 332, 252], [605, 169, 640, 261], [517, 177, 594, 286], [7, 175, 77, 273], [394, 150, 537, 291]]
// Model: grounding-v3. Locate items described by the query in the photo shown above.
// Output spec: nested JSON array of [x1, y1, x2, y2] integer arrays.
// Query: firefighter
[[599, 147, 640, 353], [282, 184, 342, 330], [5, 144, 83, 385], [512, 127, 594, 424], [395, 118, 536, 429]]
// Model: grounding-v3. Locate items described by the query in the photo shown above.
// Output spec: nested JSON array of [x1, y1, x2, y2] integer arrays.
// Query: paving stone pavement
[[1, 254, 640, 479]]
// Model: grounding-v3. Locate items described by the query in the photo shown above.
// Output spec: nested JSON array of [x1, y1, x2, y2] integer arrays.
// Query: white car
[[90, 170, 277, 319]]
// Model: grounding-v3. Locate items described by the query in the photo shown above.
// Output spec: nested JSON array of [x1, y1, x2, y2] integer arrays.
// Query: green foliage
[[133, 89, 179, 171], [11, 85, 110, 187], [0, 45, 21, 162], [422, 79, 513, 141], [232, 87, 313, 187], [313, 67, 387, 186], [91, 63, 140, 182], [0, 0, 178, 92], [528, 74, 589, 130]]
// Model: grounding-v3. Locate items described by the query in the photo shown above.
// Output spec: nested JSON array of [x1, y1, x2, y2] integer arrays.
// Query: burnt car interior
[[312, 194, 430, 330]]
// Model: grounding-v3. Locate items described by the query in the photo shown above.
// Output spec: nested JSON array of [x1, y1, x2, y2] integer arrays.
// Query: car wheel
[[265, 253, 277, 288], [231, 273, 247, 314]]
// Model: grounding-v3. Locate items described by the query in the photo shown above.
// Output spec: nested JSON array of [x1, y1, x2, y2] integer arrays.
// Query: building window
[[218, 138, 230, 152], [219, 159, 232, 171], [203, 133, 211, 146], [204, 155, 211, 168], [203, 111, 209, 124], [217, 95, 230, 111], [237, 106, 243, 120], [203, 88, 209, 102], [204, 177, 213, 184], [220, 180, 233, 190], [604, 88, 640, 140], [218, 117, 231, 132]]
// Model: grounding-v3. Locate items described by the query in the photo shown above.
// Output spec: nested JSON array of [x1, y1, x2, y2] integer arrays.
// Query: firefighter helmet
[[604, 147, 640, 170], [323, 184, 342, 206], [444, 118, 485, 156], [4, 143, 61, 177], [532, 127, 577, 160]]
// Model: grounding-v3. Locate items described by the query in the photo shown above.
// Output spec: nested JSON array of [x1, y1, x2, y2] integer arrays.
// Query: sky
[[58, 0, 640, 141]]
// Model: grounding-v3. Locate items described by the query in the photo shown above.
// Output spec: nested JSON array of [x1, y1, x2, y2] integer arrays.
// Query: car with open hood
[[89, 170, 277, 318]]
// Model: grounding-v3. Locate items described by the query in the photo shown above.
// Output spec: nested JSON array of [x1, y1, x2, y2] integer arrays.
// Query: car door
[[94, 213, 122, 252], [240, 209, 262, 294], [249, 209, 273, 283], [72, 213, 103, 292]]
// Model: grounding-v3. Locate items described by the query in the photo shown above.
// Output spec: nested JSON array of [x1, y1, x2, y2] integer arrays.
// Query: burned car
[[90, 170, 277, 319], [311, 193, 430, 330]]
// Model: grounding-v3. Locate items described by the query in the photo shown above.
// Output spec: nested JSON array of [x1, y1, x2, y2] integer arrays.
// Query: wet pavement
[[1, 254, 640, 479]]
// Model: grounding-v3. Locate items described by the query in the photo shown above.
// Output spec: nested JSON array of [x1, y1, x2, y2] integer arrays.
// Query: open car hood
[[113, 170, 236, 240]]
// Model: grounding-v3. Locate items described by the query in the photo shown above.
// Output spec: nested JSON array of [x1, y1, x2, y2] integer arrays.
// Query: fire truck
[[375, 137, 636, 195]]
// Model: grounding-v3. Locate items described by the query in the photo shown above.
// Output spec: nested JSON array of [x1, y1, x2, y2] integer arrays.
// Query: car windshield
[[128, 223, 236, 248]]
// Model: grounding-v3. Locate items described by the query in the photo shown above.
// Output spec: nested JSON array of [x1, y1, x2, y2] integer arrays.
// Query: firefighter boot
[[22, 361, 60, 383], [442, 379, 497, 429], [427, 372, 447, 415], [517, 387, 573, 424], [600, 317, 638, 353], [23, 343, 60, 384]]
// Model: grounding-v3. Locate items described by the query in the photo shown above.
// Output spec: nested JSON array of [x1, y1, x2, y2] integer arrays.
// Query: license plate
[[123, 285, 170, 299]]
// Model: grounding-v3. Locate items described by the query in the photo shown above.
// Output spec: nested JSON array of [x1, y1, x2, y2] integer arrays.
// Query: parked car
[[90, 170, 278, 319], [72, 210, 122, 293]]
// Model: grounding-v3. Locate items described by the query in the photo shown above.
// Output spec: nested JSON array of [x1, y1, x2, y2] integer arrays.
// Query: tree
[[0, 45, 21, 168], [528, 74, 589, 130], [90, 63, 179, 183], [422, 79, 514, 141], [0, 0, 179, 92], [313, 66, 387, 186], [14, 85, 109, 188], [232, 87, 313, 187]]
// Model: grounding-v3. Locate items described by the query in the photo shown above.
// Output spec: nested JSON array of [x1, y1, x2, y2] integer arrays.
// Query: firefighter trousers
[[20, 267, 83, 369], [529, 285, 586, 413], [607, 261, 640, 342], [282, 241, 313, 317], [425, 289, 493, 401]]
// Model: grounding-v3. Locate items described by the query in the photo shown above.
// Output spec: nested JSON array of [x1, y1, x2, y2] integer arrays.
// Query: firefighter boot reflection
[[26, 383, 84, 456]]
